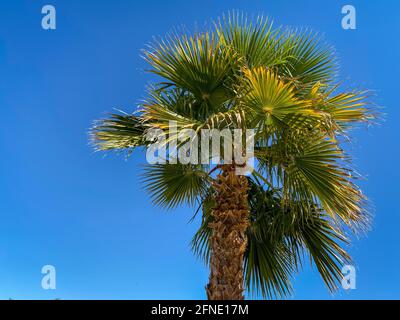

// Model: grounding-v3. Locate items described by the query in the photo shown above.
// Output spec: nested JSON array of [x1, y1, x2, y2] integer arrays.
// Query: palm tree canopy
[[90, 13, 374, 298]]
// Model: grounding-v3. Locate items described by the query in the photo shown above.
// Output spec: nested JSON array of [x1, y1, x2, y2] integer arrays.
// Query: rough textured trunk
[[206, 165, 250, 300]]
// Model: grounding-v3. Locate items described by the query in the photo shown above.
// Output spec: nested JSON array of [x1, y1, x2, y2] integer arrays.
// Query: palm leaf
[[90, 113, 146, 151], [141, 163, 210, 209]]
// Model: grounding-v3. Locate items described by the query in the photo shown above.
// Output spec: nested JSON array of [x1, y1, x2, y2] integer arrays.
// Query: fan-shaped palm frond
[[216, 12, 288, 68], [241, 67, 323, 131], [283, 133, 368, 229], [278, 29, 338, 88], [144, 31, 239, 117], [141, 163, 210, 209], [91, 113, 147, 151]]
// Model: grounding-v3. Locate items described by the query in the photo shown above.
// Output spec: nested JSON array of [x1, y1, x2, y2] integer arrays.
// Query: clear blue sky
[[0, 0, 399, 299]]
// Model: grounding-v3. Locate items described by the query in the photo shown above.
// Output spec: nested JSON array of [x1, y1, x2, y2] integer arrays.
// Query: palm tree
[[90, 13, 374, 300]]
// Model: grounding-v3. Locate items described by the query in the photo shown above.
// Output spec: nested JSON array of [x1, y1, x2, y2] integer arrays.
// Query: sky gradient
[[0, 0, 399, 299]]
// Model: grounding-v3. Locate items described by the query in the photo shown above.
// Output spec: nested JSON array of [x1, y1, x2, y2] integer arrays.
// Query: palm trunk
[[206, 165, 250, 300]]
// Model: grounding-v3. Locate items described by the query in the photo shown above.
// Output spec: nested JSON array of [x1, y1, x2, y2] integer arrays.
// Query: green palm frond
[[142, 89, 201, 132], [141, 163, 210, 209], [144, 31, 238, 114], [246, 231, 296, 298], [241, 67, 323, 131], [282, 133, 368, 229], [324, 89, 372, 127], [278, 29, 338, 88], [146, 87, 199, 119], [301, 82, 372, 130], [191, 192, 214, 262], [91, 113, 147, 151], [298, 213, 350, 292], [245, 181, 298, 298], [216, 12, 288, 68]]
